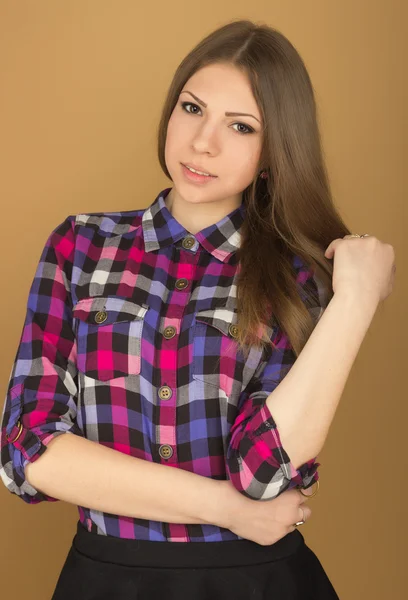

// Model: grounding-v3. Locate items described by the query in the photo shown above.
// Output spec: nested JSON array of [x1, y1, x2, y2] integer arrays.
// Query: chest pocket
[[192, 306, 274, 398], [72, 296, 149, 381]]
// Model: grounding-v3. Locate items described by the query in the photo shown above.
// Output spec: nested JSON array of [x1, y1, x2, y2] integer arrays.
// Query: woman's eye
[[182, 101, 200, 115], [180, 101, 254, 135], [231, 123, 254, 135]]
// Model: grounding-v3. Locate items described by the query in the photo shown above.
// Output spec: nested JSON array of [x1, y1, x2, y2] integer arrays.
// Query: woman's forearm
[[25, 432, 226, 526], [24, 289, 378, 526], [265, 289, 379, 469]]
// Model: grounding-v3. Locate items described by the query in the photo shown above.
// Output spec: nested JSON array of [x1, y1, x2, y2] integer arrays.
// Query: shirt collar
[[142, 187, 246, 262]]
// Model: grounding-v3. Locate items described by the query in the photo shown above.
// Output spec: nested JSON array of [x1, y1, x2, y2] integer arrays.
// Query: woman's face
[[165, 62, 264, 209]]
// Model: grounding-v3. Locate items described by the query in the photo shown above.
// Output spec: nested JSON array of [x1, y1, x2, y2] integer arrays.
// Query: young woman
[[0, 19, 395, 600]]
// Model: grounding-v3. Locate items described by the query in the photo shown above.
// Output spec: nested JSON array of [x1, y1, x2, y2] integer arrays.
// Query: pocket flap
[[72, 296, 149, 325], [195, 307, 275, 340], [195, 307, 237, 337]]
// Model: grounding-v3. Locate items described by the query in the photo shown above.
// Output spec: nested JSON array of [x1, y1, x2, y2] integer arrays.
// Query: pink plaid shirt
[[0, 187, 328, 540]]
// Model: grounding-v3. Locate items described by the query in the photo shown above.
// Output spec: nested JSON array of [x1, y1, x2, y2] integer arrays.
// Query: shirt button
[[163, 326, 176, 339], [158, 386, 173, 401], [159, 444, 173, 460], [175, 278, 189, 290], [95, 310, 108, 324], [181, 236, 195, 250], [228, 324, 239, 338]]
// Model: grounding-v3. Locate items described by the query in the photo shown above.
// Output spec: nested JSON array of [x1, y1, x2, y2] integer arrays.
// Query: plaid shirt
[[0, 187, 327, 540]]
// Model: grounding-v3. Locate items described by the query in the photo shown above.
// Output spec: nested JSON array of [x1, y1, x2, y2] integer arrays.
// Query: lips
[[182, 163, 217, 177]]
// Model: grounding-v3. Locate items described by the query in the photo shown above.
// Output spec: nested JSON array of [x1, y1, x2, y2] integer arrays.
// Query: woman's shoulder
[[74, 207, 145, 231]]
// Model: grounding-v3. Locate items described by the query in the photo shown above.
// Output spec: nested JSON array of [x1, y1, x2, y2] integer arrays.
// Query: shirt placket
[[156, 235, 199, 467], [156, 235, 199, 541]]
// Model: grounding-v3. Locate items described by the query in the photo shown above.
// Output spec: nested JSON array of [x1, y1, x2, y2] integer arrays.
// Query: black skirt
[[51, 520, 340, 600]]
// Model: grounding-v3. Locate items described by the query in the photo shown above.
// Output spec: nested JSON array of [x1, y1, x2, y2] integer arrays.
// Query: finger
[[298, 504, 311, 524], [298, 489, 313, 502], [324, 238, 341, 258], [326, 233, 371, 258]]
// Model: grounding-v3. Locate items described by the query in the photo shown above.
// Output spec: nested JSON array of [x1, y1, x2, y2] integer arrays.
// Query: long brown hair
[[157, 19, 351, 359]]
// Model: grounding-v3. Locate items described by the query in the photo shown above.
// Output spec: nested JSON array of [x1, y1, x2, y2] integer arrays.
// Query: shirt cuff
[[247, 398, 320, 489]]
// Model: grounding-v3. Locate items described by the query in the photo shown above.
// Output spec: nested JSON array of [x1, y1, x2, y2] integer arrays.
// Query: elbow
[[24, 456, 44, 492], [0, 438, 59, 504], [22, 440, 62, 502], [226, 454, 291, 501]]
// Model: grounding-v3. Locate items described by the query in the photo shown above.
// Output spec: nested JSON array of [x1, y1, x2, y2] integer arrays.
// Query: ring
[[295, 507, 305, 527]]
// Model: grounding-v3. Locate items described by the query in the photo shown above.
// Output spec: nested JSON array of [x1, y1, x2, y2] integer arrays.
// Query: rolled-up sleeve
[[226, 262, 330, 501], [0, 215, 83, 504]]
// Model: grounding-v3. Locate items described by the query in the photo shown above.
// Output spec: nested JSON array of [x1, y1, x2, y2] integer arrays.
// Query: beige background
[[0, 1, 406, 598]]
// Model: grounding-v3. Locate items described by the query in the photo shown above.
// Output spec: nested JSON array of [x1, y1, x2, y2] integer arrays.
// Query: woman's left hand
[[324, 234, 396, 304]]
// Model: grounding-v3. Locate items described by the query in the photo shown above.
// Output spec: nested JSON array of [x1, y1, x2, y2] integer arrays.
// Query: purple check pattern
[[0, 187, 328, 540]]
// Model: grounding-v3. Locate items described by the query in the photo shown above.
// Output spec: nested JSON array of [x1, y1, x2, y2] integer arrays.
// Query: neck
[[164, 188, 242, 235]]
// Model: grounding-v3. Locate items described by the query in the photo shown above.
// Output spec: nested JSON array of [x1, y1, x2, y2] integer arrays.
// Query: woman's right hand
[[218, 479, 313, 546]]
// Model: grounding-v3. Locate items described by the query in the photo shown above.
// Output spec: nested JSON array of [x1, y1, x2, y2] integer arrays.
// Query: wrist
[[206, 479, 246, 530], [201, 480, 229, 528], [334, 287, 380, 315]]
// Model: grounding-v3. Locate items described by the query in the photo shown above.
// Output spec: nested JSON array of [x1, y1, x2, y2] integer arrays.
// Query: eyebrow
[[180, 90, 261, 124]]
